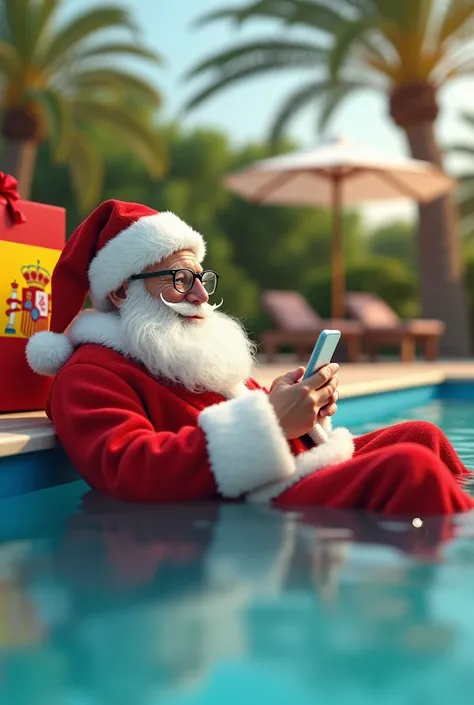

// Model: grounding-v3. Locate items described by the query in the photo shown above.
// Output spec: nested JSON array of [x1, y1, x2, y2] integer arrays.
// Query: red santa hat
[[26, 199, 206, 376]]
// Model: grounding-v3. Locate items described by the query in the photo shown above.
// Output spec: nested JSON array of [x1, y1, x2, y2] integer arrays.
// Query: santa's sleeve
[[49, 364, 296, 503]]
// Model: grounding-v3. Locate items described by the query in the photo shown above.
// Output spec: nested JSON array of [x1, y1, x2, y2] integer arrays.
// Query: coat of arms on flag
[[4, 260, 51, 338]]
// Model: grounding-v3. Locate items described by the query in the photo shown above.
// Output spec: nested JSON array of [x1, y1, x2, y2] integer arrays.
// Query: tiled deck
[[255, 357, 474, 393], [2, 359, 474, 459]]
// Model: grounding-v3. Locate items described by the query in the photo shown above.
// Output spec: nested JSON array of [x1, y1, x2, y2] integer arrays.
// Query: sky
[[66, 0, 474, 227]]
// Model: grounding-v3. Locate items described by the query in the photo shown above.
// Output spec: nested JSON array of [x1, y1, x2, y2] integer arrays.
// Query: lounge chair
[[345, 291, 445, 362], [260, 290, 363, 363]]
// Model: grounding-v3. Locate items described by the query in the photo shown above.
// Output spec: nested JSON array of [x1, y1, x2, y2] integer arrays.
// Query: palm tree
[[0, 0, 165, 211], [184, 0, 474, 356], [449, 111, 474, 231]]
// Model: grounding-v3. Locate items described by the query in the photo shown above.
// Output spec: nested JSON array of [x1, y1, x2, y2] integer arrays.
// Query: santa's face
[[116, 250, 256, 396], [142, 249, 211, 310]]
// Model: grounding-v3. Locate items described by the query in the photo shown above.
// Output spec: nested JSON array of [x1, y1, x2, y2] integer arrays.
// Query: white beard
[[119, 281, 257, 397]]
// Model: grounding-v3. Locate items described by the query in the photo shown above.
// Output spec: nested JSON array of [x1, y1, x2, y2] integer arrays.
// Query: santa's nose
[[185, 278, 209, 305]]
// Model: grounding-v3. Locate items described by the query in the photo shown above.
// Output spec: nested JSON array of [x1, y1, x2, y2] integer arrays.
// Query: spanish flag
[[0, 199, 65, 411]]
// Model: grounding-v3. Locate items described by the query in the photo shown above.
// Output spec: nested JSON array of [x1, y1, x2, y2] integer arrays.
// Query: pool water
[[350, 397, 474, 469], [2, 397, 474, 705]]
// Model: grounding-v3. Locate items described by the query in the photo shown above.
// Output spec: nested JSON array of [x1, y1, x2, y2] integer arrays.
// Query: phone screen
[[303, 330, 341, 380]]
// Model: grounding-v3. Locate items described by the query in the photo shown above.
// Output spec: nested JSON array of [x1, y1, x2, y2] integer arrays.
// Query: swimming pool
[[2, 384, 474, 704], [350, 396, 474, 469]]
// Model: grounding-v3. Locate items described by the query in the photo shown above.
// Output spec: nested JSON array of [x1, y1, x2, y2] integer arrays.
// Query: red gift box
[[0, 173, 65, 412]]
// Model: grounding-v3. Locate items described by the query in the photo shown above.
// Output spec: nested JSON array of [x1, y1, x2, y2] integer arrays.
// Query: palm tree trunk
[[1, 138, 38, 200], [403, 121, 470, 357]]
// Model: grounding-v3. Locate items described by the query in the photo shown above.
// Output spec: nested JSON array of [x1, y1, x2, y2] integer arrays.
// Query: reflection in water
[[0, 486, 471, 704], [0, 542, 45, 649]]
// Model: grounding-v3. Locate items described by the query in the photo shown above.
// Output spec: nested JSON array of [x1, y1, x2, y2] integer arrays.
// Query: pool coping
[[0, 412, 54, 458], [0, 366, 469, 459]]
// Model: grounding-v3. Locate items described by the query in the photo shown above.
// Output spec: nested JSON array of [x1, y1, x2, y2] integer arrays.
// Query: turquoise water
[[350, 397, 474, 469], [2, 398, 474, 705]]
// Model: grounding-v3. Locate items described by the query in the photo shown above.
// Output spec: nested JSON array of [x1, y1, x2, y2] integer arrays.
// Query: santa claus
[[25, 200, 474, 515]]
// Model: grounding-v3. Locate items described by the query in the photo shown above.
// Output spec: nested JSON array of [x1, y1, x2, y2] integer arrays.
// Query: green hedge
[[303, 256, 420, 320]]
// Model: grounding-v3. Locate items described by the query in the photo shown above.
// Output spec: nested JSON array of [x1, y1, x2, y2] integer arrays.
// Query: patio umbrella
[[223, 136, 455, 318]]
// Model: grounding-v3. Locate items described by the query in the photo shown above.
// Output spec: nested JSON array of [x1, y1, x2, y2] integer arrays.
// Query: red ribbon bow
[[0, 171, 26, 225]]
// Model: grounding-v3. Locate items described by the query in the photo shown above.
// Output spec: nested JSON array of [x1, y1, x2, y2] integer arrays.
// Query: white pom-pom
[[26, 331, 74, 376]]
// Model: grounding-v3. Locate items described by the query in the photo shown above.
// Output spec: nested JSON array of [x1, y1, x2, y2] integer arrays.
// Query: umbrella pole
[[331, 176, 344, 319]]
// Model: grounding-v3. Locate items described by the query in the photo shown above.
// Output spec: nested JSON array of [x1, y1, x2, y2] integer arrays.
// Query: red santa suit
[[25, 200, 474, 517]]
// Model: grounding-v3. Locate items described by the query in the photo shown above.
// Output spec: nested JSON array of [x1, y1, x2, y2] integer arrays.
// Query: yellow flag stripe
[[1, 241, 61, 340]]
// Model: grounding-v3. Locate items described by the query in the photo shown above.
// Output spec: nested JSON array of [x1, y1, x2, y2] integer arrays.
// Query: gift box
[[0, 173, 65, 412]]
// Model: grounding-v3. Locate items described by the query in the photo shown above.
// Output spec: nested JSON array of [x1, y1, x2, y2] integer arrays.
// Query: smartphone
[[302, 330, 341, 380]]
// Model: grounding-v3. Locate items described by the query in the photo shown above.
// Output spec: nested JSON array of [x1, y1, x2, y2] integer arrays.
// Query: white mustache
[[159, 293, 224, 317]]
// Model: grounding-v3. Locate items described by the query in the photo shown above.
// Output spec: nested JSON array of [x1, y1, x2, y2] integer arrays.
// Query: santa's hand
[[269, 364, 339, 439], [319, 390, 339, 418], [269, 371, 294, 393]]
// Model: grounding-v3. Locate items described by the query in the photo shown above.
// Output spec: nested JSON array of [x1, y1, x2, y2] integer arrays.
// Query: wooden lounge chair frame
[[259, 291, 362, 364], [345, 292, 446, 362]]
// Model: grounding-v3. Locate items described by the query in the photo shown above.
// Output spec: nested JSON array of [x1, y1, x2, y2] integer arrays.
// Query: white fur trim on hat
[[69, 309, 126, 355], [88, 212, 206, 310], [25, 331, 74, 376]]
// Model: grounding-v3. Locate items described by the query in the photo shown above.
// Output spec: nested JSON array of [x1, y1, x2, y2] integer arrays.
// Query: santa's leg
[[274, 443, 474, 516], [353, 420, 471, 478]]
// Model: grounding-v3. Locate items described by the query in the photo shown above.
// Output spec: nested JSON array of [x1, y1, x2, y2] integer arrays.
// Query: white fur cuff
[[247, 427, 354, 503], [198, 390, 295, 498]]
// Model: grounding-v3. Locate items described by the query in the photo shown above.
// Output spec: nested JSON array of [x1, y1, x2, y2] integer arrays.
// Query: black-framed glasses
[[130, 268, 219, 295]]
